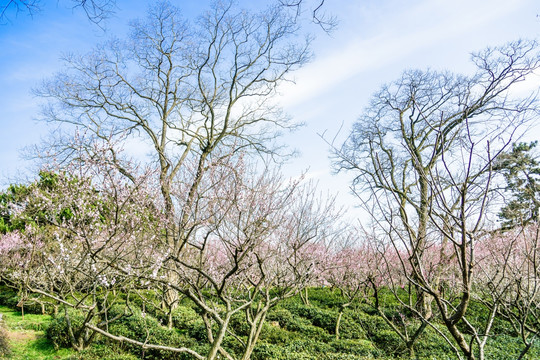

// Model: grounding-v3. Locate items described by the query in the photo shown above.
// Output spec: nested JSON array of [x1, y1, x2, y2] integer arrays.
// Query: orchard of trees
[[1, 1, 540, 360]]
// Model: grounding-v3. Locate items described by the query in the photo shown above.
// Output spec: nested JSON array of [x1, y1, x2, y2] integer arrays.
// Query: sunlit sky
[[1, 0, 539, 214]]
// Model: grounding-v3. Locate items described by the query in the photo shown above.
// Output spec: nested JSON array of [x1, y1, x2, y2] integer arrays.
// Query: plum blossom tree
[[69, 151, 341, 360], [475, 223, 540, 359], [0, 139, 163, 350], [323, 229, 376, 340]]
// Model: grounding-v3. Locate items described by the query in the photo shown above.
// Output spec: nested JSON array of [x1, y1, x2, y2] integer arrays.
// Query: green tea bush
[[259, 322, 296, 345], [413, 325, 455, 359], [336, 313, 366, 340], [287, 303, 337, 333], [252, 343, 284, 360], [483, 334, 539, 360], [329, 339, 376, 356], [253, 344, 321, 360], [348, 311, 391, 337], [46, 308, 86, 349], [267, 308, 295, 329], [170, 305, 199, 329], [285, 338, 334, 353], [105, 307, 200, 360], [292, 319, 332, 340], [252, 343, 319, 360], [370, 329, 406, 357], [74, 344, 140, 360], [229, 311, 250, 336], [185, 318, 208, 341], [306, 287, 346, 309]]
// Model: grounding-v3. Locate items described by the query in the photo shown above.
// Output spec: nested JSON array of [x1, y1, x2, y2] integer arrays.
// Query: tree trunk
[[241, 309, 268, 360], [335, 303, 350, 340], [300, 288, 310, 306], [207, 314, 231, 360], [335, 310, 343, 340]]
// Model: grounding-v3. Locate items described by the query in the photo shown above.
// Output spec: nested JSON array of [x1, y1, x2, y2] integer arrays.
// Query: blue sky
[[0, 0, 539, 212]]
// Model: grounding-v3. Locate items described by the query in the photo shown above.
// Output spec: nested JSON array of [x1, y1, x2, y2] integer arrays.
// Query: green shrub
[[370, 329, 406, 357], [46, 308, 86, 349], [185, 318, 208, 341], [171, 305, 199, 329], [329, 339, 376, 356], [252, 343, 285, 360], [306, 288, 346, 309], [293, 320, 332, 340], [259, 322, 296, 344], [229, 311, 250, 336], [267, 308, 295, 329], [414, 325, 455, 359], [74, 344, 140, 360], [348, 311, 391, 337], [106, 306, 200, 360], [288, 303, 337, 333], [252, 343, 319, 360], [0, 286, 18, 309], [285, 338, 334, 353], [483, 334, 540, 360], [336, 314, 366, 340]]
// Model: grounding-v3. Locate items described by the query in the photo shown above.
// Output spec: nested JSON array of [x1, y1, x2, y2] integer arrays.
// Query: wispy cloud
[[279, 0, 530, 108]]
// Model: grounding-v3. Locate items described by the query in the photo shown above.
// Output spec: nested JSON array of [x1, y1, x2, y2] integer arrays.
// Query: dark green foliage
[[72, 345, 140, 360], [259, 322, 297, 344], [0, 171, 66, 233], [267, 308, 295, 329], [46, 308, 86, 349], [336, 312, 366, 339], [482, 334, 540, 360], [287, 303, 337, 333], [347, 309, 392, 337], [0, 285, 19, 309], [413, 325, 456, 358], [170, 305, 199, 329], [185, 318, 209, 342], [0, 290, 51, 317], [329, 339, 377, 356], [495, 141, 540, 228], [370, 329, 406, 356], [229, 310, 251, 336], [105, 306, 200, 360], [306, 287, 346, 309]]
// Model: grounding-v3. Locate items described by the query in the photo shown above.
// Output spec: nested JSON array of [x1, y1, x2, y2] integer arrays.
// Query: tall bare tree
[[36, 0, 310, 317], [333, 40, 540, 359]]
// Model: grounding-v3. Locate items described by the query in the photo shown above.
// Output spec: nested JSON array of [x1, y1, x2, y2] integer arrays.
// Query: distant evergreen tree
[[495, 141, 540, 229]]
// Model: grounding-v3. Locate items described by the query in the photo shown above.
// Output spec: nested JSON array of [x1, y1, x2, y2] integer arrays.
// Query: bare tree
[[333, 40, 540, 360], [36, 0, 310, 319], [279, 0, 337, 32], [0, 0, 116, 25]]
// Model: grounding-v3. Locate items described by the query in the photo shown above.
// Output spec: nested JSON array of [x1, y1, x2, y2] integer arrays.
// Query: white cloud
[[279, 0, 532, 108]]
